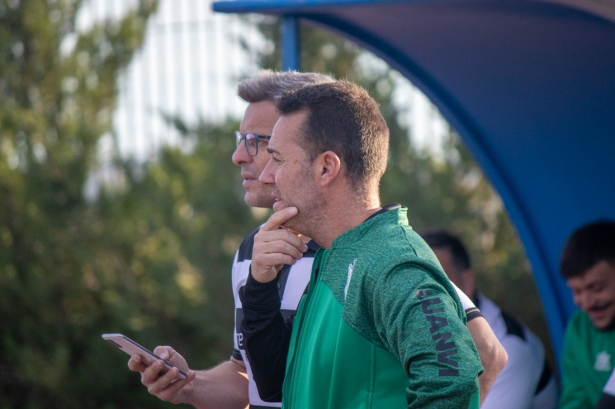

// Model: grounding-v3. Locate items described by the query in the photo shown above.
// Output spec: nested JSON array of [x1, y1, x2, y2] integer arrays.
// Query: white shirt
[[477, 293, 558, 409]]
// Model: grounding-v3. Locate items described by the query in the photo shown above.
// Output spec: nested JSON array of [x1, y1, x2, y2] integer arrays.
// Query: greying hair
[[237, 70, 335, 103]]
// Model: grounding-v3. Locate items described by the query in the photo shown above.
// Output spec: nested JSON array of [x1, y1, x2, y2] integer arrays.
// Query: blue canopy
[[213, 0, 615, 364]]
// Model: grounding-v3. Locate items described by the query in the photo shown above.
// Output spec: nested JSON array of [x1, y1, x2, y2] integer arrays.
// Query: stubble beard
[[244, 186, 275, 209], [280, 190, 325, 241], [598, 310, 615, 331]]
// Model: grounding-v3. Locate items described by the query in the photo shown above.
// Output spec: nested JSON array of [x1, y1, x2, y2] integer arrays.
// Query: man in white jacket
[[422, 229, 558, 409]]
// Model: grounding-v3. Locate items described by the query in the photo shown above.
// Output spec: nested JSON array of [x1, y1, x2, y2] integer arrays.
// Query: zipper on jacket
[[283, 248, 326, 408]]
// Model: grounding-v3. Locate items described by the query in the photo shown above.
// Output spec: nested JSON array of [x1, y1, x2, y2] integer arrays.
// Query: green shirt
[[282, 207, 482, 408], [560, 310, 615, 409]]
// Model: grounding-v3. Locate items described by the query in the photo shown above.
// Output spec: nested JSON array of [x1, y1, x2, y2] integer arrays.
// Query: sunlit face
[[433, 247, 473, 297], [259, 110, 324, 235], [231, 101, 279, 208], [433, 248, 462, 284], [567, 260, 615, 330]]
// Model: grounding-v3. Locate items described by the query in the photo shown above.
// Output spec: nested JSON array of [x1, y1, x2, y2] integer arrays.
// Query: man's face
[[259, 110, 324, 235], [432, 247, 473, 297], [232, 101, 279, 208], [567, 260, 615, 330]]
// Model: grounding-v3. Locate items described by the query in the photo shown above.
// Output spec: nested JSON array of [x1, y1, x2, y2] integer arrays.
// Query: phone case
[[102, 333, 187, 379]]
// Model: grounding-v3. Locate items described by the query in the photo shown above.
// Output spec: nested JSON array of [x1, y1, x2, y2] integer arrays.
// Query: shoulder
[[499, 310, 529, 341], [479, 293, 532, 342], [333, 208, 439, 274], [562, 310, 596, 361], [483, 301, 545, 378]]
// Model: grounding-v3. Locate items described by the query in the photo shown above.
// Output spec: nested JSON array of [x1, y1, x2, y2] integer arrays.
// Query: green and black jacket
[[240, 206, 482, 408], [561, 309, 615, 409]]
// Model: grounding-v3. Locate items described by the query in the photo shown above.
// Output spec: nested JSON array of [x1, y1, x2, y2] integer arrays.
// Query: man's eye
[[590, 284, 604, 292]]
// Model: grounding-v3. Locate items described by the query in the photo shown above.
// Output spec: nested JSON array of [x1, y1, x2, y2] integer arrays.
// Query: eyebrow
[[266, 147, 279, 155], [586, 280, 604, 288]]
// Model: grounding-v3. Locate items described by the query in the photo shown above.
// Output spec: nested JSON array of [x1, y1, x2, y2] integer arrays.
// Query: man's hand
[[128, 345, 197, 404], [251, 206, 308, 283], [467, 317, 507, 404]]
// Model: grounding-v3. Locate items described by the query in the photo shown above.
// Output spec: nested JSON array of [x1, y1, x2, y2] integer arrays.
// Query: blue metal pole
[[281, 16, 300, 71]]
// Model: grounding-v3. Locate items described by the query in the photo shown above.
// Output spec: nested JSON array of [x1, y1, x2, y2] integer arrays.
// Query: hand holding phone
[[102, 333, 188, 379]]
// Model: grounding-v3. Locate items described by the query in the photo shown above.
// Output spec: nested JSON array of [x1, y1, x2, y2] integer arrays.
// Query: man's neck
[[306, 180, 381, 248], [313, 203, 382, 249]]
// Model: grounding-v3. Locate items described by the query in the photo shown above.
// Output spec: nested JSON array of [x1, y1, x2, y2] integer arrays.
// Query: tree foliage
[[0, 1, 171, 407], [0, 5, 554, 408]]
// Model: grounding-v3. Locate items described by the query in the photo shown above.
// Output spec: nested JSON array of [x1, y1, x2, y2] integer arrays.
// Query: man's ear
[[318, 151, 341, 187]]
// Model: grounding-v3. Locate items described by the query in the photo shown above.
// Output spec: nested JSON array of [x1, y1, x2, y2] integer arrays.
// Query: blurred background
[[0, 0, 552, 407]]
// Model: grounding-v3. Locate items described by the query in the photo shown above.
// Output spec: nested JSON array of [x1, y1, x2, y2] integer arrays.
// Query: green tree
[[94, 117, 269, 370], [0, 1, 162, 407]]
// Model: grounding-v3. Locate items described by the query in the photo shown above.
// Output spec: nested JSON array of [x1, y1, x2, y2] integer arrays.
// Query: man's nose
[[577, 292, 595, 310], [232, 143, 251, 165], [259, 158, 275, 185]]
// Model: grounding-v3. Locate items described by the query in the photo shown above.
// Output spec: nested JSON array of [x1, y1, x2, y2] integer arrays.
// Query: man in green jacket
[[559, 220, 615, 409], [240, 80, 483, 408]]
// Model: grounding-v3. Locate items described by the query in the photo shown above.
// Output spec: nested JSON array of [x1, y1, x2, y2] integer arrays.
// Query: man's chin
[[272, 200, 289, 213], [279, 214, 308, 237], [601, 316, 615, 331], [591, 312, 615, 331], [244, 194, 275, 209]]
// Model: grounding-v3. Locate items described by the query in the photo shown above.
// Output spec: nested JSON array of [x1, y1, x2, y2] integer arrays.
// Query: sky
[[76, 0, 450, 164]]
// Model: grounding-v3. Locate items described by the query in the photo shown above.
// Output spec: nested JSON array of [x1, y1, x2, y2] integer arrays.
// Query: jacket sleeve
[[239, 268, 293, 402], [374, 264, 483, 409]]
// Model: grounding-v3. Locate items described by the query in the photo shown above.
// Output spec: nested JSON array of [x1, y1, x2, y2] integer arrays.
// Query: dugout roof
[[213, 0, 615, 364]]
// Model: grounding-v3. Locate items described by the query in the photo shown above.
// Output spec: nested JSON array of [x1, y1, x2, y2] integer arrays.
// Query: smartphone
[[102, 333, 187, 379]]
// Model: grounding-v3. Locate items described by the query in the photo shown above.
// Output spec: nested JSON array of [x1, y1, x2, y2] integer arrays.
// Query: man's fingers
[[261, 206, 299, 231], [152, 346, 190, 372], [259, 252, 303, 268], [251, 206, 307, 284], [141, 359, 165, 385], [255, 226, 308, 253], [281, 225, 302, 237], [256, 239, 306, 261], [146, 367, 196, 402], [128, 354, 148, 373], [153, 345, 172, 360]]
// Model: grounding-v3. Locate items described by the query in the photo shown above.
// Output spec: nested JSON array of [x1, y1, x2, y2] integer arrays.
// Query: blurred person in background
[[559, 220, 615, 409], [422, 229, 558, 409]]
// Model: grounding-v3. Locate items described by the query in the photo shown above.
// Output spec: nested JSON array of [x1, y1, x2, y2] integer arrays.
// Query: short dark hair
[[237, 70, 334, 103], [560, 220, 615, 279], [275, 80, 389, 190], [420, 229, 471, 271]]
